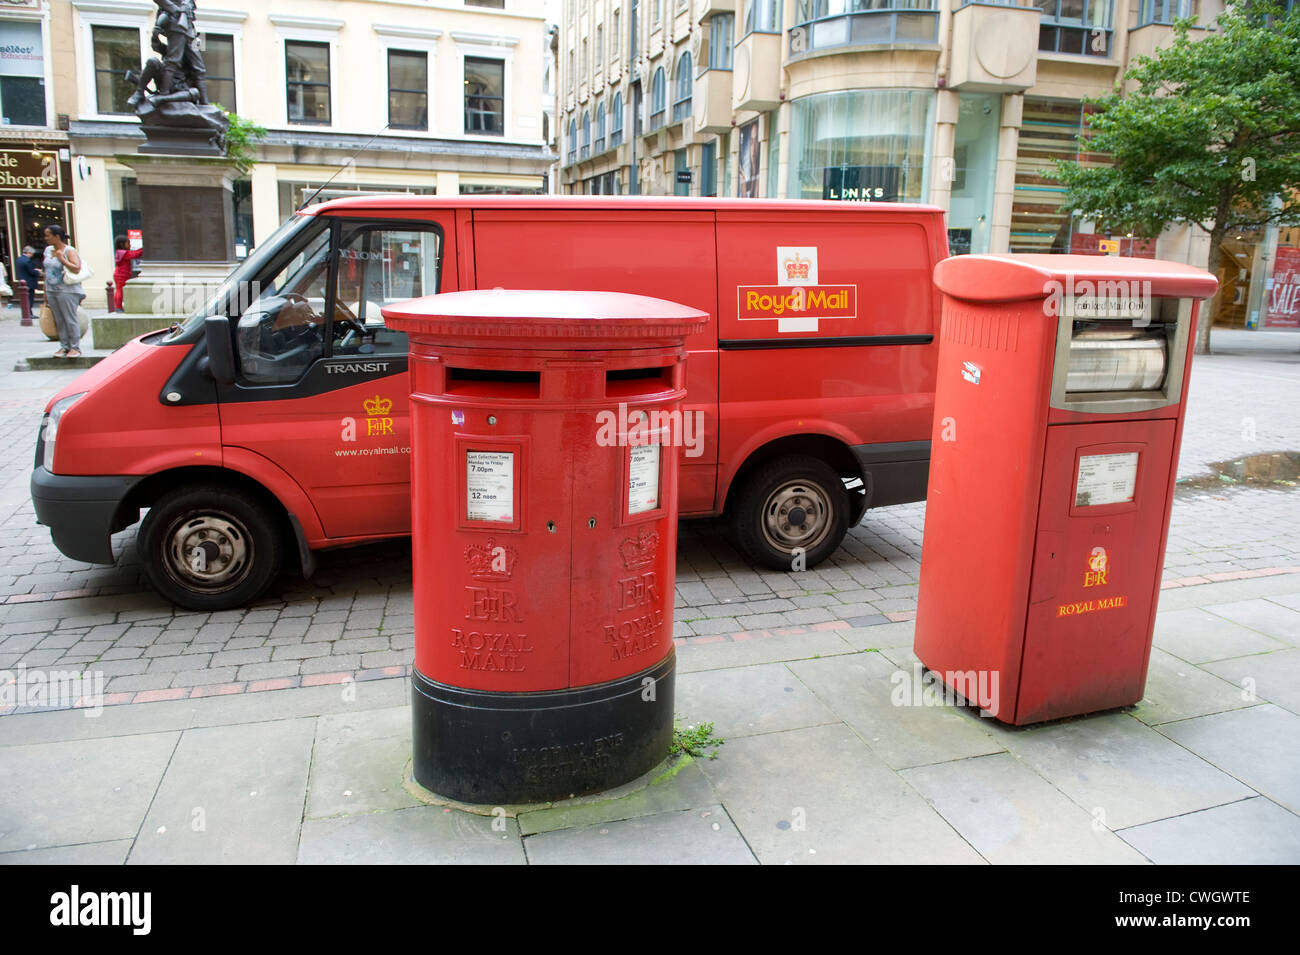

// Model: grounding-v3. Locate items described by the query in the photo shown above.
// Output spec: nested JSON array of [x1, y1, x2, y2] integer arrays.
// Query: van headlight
[[42, 393, 86, 474]]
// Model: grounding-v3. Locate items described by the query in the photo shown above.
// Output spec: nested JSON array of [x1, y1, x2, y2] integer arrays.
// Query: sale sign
[[1265, 246, 1300, 329]]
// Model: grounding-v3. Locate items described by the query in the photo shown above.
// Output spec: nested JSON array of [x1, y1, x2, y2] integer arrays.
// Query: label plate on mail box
[[628, 445, 661, 515], [1075, 452, 1138, 507], [467, 451, 514, 522]]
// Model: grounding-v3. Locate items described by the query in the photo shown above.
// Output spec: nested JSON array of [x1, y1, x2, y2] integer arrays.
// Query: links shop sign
[[823, 165, 901, 202]]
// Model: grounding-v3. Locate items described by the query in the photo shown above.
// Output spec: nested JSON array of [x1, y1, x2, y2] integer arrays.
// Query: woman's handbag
[[63, 256, 94, 285]]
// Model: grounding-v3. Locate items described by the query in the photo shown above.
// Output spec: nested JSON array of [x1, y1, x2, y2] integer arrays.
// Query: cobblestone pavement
[[2, 312, 1298, 706]]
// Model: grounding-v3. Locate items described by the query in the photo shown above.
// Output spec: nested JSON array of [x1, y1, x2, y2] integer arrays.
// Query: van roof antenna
[[298, 124, 392, 211]]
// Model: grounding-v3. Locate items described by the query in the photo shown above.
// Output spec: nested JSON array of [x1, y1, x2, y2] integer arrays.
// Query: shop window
[[92, 25, 140, 116], [286, 40, 331, 125], [202, 33, 237, 112], [465, 57, 505, 135], [786, 89, 932, 201], [388, 50, 429, 130]]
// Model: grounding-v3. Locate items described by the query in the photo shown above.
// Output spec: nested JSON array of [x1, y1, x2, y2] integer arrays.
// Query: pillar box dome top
[[934, 253, 1219, 305], [382, 288, 709, 346]]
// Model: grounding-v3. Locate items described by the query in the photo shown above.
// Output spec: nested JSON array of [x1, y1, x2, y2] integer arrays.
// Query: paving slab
[[1153, 608, 1287, 663], [523, 805, 756, 865], [988, 712, 1254, 830], [306, 706, 422, 819], [517, 758, 718, 836], [0, 839, 133, 865], [0, 732, 177, 852], [788, 654, 1004, 770], [298, 805, 526, 864], [1117, 796, 1300, 864], [1157, 704, 1300, 815], [1129, 647, 1256, 725], [128, 719, 316, 864], [674, 662, 839, 740], [1201, 648, 1300, 716], [901, 753, 1148, 865], [697, 723, 985, 864], [674, 630, 856, 674], [1204, 598, 1300, 646], [838, 621, 917, 652]]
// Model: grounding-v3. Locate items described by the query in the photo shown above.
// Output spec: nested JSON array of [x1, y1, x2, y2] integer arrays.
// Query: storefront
[[0, 145, 75, 287], [786, 89, 933, 204]]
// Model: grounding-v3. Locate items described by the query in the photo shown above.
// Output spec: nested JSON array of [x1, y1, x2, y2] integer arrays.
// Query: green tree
[[217, 107, 266, 176], [1052, 1, 1300, 352]]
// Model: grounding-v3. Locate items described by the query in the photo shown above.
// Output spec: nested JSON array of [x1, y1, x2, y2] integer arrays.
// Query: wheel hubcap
[[162, 512, 252, 593], [760, 481, 832, 553]]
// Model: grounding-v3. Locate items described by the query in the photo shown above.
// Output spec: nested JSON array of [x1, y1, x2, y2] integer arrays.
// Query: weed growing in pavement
[[670, 719, 725, 760]]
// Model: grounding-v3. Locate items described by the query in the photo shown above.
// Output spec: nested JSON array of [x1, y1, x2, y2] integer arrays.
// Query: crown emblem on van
[[364, 395, 393, 417], [464, 539, 519, 581], [784, 253, 810, 281]]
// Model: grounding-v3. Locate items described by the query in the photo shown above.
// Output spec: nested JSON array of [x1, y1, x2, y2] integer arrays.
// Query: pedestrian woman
[[112, 235, 142, 312], [43, 225, 85, 358]]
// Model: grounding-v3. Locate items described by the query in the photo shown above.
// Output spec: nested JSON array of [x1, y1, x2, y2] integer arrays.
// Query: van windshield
[[164, 215, 317, 341]]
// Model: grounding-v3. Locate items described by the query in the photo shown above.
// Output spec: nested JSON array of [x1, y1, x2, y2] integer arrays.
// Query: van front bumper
[[30, 467, 142, 565], [850, 440, 931, 511]]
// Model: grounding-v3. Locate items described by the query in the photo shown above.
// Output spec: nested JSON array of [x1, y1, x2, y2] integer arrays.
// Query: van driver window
[[236, 224, 332, 384], [332, 226, 441, 358]]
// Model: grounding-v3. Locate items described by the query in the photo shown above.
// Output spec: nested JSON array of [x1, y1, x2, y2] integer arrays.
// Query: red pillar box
[[383, 289, 707, 803], [914, 255, 1217, 725]]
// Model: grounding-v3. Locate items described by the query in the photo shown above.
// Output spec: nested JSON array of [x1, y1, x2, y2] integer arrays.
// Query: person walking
[[16, 245, 42, 314], [43, 225, 85, 359], [112, 235, 142, 312]]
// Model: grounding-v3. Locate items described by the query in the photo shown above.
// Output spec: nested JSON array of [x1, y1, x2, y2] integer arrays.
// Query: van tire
[[137, 485, 284, 611], [729, 456, 850, 571]]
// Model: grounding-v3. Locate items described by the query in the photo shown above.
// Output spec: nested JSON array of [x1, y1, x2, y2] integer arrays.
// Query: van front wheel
[[137, 485, 284, 611], [729, 456, 850, 571]]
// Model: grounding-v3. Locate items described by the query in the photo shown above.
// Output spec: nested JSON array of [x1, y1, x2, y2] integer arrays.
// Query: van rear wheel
[[729, 456, 850, 571], [138, 485, 283, 611]]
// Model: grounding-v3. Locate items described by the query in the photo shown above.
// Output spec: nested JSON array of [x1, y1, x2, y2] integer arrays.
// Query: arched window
[[672, 52, 692, 123], [595, 102, 607, 153], [567, 118, 577, 164], [649, 66, 666, 128], [610, 92, 624, 146], [580, 110, 591, 158]]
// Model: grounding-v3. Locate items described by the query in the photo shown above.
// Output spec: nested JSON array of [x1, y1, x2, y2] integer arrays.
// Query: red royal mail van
[[32, 196, 947, 609]]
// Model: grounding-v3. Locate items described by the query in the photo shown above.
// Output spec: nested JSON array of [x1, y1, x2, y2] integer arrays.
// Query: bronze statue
[[126, 0, 229, 155]]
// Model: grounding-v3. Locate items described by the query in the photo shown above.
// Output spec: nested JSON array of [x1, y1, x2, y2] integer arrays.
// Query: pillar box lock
[[914, 255, 1217, 725], [382, 289, 708, 804]]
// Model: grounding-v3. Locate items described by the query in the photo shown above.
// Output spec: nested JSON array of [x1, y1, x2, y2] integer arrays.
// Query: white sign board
[[1075, 452, 1139, 507], [628, 444, 660, 515], [466, 451, 514, 522]]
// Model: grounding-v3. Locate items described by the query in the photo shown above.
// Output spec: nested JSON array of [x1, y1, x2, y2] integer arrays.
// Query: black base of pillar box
[[411, 653, 676, 805]]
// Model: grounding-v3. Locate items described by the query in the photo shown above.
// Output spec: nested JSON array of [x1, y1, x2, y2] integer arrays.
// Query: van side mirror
[[204, 316, 237, 385]]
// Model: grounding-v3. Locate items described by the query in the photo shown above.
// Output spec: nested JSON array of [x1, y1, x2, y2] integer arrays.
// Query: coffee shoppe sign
[[0, 150, 65, 194]]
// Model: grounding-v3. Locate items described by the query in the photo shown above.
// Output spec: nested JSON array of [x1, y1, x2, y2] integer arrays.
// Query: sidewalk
[[2, 571, 1298, 865]]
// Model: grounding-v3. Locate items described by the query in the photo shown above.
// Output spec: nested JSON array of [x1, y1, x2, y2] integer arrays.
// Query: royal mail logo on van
[[737, 285, 857, 322]]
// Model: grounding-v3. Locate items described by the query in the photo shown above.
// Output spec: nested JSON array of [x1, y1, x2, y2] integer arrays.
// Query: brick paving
[[2, 310, 1299, 708]]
